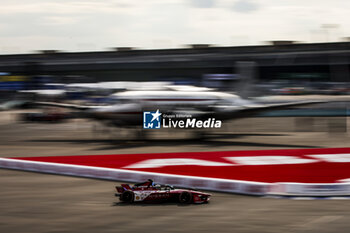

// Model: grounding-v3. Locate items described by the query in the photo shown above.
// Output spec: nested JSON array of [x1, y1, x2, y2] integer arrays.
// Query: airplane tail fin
[[234, 61, 259, 98]]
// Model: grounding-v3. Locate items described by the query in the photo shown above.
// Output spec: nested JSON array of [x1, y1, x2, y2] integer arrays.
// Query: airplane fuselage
[[87, 90, 247, 126]]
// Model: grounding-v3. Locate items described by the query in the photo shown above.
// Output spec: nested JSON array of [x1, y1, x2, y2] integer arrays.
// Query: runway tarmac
[[1, 113, 350, 233]]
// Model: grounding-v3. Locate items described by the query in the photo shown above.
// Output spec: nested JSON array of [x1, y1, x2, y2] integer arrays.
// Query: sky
[[0, 0, 349, 54]]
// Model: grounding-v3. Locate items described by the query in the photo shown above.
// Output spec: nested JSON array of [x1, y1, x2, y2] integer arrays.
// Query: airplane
[[35, 84, 326, 129], [29, 62, 329, 133]]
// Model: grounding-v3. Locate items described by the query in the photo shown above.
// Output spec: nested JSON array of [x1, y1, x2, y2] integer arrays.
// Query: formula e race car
[[115, 179, 211, 204]]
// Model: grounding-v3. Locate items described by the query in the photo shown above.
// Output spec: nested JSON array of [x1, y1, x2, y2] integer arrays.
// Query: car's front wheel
[[179, 191, 192, 204], [120, 191, 134, 203]]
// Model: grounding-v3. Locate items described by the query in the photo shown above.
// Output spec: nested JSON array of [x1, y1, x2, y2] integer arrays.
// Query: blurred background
[[0, 0, 349, 152], [1, 0, 350, 115], [1, 1, 350, 233]]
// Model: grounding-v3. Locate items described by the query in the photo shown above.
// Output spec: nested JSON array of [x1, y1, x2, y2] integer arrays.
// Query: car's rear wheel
[[179, 191, 192, 204], [120, 191, 134, 203]]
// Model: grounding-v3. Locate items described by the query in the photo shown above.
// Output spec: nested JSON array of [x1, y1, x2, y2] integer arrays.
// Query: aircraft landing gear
[[136, 129, 148, 140], [193, 130, 209, 140]]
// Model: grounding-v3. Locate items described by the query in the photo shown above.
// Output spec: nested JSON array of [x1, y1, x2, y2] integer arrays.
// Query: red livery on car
[[115, 179, 211, 204]]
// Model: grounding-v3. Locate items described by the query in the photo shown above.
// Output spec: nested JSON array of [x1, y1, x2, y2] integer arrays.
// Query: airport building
[[0, 41, 349, 83]]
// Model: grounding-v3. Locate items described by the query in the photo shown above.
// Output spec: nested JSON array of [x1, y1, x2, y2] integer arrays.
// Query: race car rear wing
[[116, 184, 132, 193], [116, 187, 124, 193]]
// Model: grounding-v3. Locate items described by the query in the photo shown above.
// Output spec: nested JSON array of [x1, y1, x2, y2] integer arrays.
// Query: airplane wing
[[33, 101, 100, 110], [210, 100, 328, 120], [32, 100, 328, 125]]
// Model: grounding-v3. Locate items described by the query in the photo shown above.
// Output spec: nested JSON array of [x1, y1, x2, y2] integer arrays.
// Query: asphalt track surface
[[1, 112, 350, 233]]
